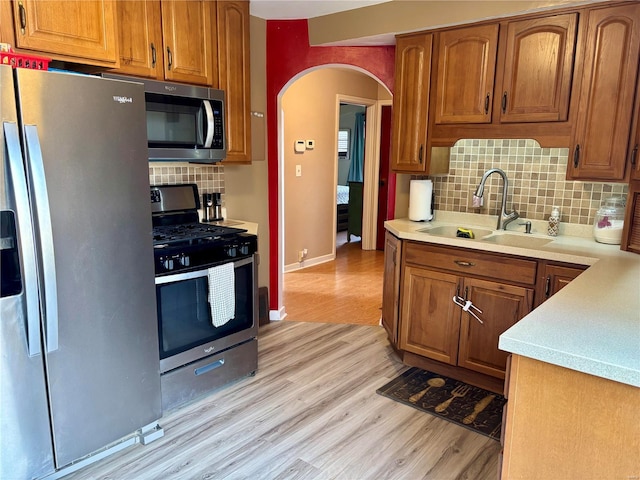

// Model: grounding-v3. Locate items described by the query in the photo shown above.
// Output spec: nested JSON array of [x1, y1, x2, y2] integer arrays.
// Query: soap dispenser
[[547, 206, 560, 236]]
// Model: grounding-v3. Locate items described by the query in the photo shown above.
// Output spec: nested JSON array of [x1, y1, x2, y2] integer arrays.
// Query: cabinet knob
[[454, 260, 475, 267], [18, 1, 27, 34], [545, 275, 551, 297]]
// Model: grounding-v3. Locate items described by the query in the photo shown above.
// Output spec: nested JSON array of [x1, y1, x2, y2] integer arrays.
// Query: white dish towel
[[207, 263, 235, 327]]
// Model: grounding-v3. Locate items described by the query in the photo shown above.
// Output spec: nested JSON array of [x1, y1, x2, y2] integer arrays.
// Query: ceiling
[[249, 0, 392, 20]]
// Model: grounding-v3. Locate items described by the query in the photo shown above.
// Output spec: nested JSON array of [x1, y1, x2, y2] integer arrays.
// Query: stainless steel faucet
[[472, 168, 519, 230]]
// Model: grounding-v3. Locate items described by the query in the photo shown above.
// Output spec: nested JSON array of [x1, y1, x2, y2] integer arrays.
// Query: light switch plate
[[306, 139, 315, 150]]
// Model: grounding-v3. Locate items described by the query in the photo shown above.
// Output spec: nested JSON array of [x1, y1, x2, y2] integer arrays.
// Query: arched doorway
[[274, 65, 392, 319]]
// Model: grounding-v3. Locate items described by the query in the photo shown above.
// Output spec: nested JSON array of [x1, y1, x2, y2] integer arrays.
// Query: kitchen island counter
[[385, 213, 640, 388]]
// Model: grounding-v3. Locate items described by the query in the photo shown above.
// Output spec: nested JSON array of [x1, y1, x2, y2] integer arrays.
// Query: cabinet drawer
[[404, 242, 537, 285]]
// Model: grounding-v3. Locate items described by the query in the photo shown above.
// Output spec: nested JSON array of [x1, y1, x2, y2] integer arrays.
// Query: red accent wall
[[266, 19, 395, 309]]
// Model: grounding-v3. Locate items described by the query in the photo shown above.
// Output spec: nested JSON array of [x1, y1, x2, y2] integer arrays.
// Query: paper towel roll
[[409, 179, 433, 221]]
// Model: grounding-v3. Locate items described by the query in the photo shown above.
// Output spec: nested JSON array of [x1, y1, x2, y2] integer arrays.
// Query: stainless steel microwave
[[103, 74, 226, 163]]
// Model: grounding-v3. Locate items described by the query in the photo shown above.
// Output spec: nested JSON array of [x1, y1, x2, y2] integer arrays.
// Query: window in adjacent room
[[338, 128, 350, 159]]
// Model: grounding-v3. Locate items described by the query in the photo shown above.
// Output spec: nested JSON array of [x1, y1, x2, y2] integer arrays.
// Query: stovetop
[[150, 184, 257, 276], [152, 223, 248, 249]]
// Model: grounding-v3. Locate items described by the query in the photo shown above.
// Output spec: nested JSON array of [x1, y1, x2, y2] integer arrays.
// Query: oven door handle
[[155, 256, 253, 285]]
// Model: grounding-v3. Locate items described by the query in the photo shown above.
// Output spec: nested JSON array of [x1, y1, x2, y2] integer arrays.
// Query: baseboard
[[284, 253, 335, 272], [269, 306, 287, 321]]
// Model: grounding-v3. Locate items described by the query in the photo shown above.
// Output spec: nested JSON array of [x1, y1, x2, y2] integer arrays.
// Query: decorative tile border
[[149, 164, 225, 204], [430, 139, 628, 225]]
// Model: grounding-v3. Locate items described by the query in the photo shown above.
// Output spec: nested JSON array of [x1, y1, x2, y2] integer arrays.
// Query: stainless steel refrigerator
[[1, 65, 162, 479]]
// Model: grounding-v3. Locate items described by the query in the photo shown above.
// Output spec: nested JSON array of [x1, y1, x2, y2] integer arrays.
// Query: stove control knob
[[240, 245, 249, 255], [163, 258, 174, 271], [227, 247, 237, 258], [179, 254, 190, 267]]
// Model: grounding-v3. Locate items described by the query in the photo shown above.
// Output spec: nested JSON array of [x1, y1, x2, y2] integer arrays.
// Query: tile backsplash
[[430, 139, 628, 225], [149, 164, 225, 202]]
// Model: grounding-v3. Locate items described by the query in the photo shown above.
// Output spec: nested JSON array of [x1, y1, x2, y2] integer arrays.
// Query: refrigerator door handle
[[24, 125, 59, 353], [3, 122, 42, 356]]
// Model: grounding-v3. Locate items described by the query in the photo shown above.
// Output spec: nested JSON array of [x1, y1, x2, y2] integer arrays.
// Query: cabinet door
[[568, 3, 640, 181], [399, 267, 460, 365], [458, 277, 533, 379], [381, 232, 402, 346], [217, 0, 252, 164], [390, 33, 432, 172], [434, 24, 499, 124], [536, 263, 586, 307], [115, 0, 163, 78], [12, 0, 118, 64], [499, 14, 577, 123], [161, 0, 215, 86]]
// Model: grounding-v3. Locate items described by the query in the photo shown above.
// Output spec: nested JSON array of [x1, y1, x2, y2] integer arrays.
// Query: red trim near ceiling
[[266, 19, 395, 310]]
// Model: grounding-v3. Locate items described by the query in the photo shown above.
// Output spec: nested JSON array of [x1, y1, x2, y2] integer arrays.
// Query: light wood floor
[[66, 321, 501, 480], [283, 232, 384, 325]]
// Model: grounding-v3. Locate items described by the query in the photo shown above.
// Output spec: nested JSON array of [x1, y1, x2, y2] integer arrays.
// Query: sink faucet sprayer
[[472, 168, 519, 230]]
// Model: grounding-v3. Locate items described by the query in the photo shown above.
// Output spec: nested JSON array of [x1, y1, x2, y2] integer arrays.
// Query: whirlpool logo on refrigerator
[[112, 95, 133, 104]]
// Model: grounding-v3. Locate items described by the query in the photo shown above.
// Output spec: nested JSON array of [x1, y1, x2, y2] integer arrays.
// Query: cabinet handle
[[418, 145, 423, 164], [631, 144, 638, 167], [464, 286, 469, 300], [454, 260, 475, 267], [484, 93, 490, 114], [18, 1, 26, 34], [573, 144, 580, 168], [392, 250, 396, 266], [167, 47, 173, 70], [502, 92, 507, 113], [545, 275, 551, 297], [151, 43, 157, 68]]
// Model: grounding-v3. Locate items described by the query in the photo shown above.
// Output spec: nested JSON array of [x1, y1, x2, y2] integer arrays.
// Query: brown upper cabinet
[[391, 33, 434, 172], [433, 14, 577, 125], [216, 0, 252, 164], [115, 1, 163, 78], [434, 24, 499, 125], [567, 3, 640, 182], [116, 0, 216, 86], [7, 0, 118, 67]]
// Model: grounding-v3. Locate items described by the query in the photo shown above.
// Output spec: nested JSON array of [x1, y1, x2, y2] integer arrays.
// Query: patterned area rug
[[376, 367, 506, 441]]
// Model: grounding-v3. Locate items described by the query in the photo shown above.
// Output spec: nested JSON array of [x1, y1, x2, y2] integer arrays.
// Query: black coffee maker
[[202, 193, 223, 222]]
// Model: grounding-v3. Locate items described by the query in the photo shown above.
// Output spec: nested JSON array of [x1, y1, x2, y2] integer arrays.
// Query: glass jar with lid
[[593, 196, 626, 244]]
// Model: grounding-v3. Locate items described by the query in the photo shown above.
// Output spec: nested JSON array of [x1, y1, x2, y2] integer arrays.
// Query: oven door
[[155, 256, 257, 374]]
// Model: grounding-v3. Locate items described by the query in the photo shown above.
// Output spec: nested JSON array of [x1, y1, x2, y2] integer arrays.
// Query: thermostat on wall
[[294, 140, 305, 153]]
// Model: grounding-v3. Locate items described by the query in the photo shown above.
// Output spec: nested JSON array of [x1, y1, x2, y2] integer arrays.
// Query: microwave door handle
[[202, 100, 214, 148], [24, 125, 59, 353], [4, 122, 42, 356]]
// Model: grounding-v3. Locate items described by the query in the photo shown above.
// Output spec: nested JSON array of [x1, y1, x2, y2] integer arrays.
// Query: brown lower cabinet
[[501, 355, 640, 479], [382, 236, 586, 393]]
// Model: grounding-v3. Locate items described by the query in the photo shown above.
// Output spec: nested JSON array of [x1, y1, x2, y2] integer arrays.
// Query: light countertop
[[385, 212, 640, 388]]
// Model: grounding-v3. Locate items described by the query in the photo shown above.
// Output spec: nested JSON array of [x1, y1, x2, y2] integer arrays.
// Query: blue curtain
[[347, 112, 365, 183]]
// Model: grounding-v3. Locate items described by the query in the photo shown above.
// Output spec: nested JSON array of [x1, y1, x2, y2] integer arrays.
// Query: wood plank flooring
[[65, 322, 501, 480], [283, 234, 384, 325]]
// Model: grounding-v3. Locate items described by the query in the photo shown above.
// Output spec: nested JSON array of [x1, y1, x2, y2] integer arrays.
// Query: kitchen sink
[[417, 225, 493, 239], [480, 233, 552, 249]]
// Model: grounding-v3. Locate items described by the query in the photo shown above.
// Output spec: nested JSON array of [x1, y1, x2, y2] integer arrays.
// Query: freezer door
[[1, 65, 55, 479], [14, 68, 162, 468]]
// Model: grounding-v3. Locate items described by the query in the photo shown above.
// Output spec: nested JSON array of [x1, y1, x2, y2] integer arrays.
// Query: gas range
[[150, 184, 257, 276]]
